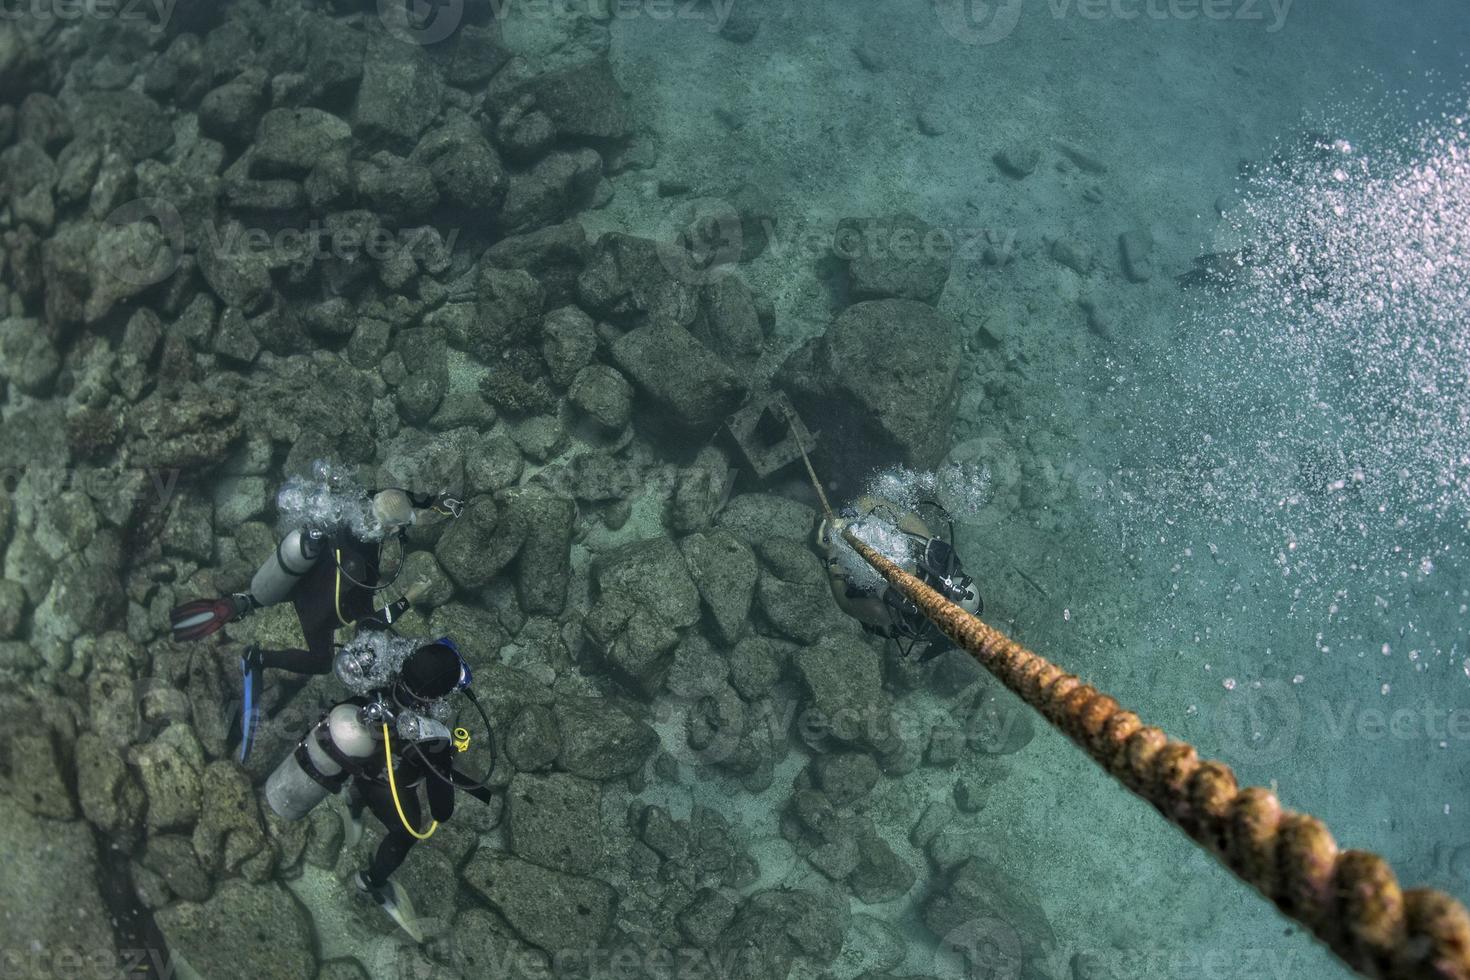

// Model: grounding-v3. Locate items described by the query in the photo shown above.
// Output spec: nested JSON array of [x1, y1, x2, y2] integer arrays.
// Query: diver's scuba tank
[[250, 528, 326, 607], [265, 698, 384, 821]]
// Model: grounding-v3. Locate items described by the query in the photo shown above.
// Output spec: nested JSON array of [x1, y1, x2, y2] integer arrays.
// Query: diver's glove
[[168, 593, 256, 642], [406, 490, 464, 519]]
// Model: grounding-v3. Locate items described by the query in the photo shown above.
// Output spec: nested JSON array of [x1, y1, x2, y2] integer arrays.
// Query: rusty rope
[[842, 527, 1470, 980]]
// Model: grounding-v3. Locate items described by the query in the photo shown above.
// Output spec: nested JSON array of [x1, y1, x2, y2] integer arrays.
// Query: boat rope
[[841, 526, 1470, 980]]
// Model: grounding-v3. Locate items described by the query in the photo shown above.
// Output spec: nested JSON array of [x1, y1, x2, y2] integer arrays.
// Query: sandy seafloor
[[581, 1, 1470, 976]]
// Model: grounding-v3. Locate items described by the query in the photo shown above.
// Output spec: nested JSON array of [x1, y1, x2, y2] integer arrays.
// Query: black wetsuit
[[341, 700, 493, 885], [259, 530, 409, 676]]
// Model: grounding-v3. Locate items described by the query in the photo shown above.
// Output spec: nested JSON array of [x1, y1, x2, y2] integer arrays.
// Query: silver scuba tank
[[265, 701, 381, 821], [250, 529, 324, 608]]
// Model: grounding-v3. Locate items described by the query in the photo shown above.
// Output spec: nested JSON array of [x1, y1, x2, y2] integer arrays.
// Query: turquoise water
[[1, 1, 1468, 978]]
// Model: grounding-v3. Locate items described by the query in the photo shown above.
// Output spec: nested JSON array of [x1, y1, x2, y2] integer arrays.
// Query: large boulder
[[352, 36, 443, 153], [412, 110, 506, 213], [509, 56, 630, 141], [504, 488, 575, 616], [792, 637, 890, 751], [1, 808, 118, 979], [593, 536, 701, 630], [252, 107, 351, 177], [126, 386, 242, 470], [505, 772, 603, 875], [780, 299, 961, 488], [155, 880, 317, 979], [553, 696, 657, 781], [72, 90, 173, 162], [611, 323, 745, 433], [921, 857, 1057, 980], [462, 851, 618, 954], [838, 213, 954, 305], [679, 530, 757, 646]]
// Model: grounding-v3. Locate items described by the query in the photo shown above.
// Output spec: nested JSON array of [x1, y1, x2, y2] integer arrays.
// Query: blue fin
[[239, 648, 262, 763]]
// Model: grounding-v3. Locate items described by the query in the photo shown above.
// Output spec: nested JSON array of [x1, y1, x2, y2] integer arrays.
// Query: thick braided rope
[[843, 529, 1470, 980]]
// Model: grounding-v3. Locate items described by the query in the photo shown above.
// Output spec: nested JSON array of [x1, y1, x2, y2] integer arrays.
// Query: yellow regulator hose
[[381, 723, 438, 840]]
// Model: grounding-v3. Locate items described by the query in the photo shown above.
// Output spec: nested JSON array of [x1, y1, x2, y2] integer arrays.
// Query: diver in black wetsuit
[[263, 639, 495, 940], [344, 644, 493, 892], [169, 487, 458, 677]]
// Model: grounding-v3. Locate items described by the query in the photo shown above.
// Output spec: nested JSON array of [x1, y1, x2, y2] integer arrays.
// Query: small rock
[[995, 144, 1041, 178], [1119, 228, 1155, 283], [541, 305, 597, 387], [1055, 139, 1108, 174], [568, 364, 633, 432], [1050, 237, 1094, 275], [918, 107, 948, 136]]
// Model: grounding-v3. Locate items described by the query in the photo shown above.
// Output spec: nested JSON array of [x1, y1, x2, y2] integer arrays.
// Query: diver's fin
[[170, 596, 244, 642], [238, 646, 263, 763], [357, 873, 424, 944], [382, 879, 424, 944]]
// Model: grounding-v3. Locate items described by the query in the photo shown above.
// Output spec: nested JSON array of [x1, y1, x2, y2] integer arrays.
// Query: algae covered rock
[[462, 851, 618, 953], [839, 213, 954, 305], [127, 386, 243, 470], [506, 771, 603, 875], [594, 535, 701, 630], [782, 298, 961, 487], [554, 696, 657, 781], [792, 637, 889, 749], [1, 808, 118, 980], [155, 880, 317, 980], [611, 322, 745, 432], [679, 530, 757, 646]]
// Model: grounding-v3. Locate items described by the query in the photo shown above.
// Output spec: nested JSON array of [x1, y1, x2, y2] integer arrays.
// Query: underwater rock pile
[[0, 3, 1068, 979]]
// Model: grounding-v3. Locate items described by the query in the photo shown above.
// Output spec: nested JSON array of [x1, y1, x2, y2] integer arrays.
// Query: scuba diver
[[169, 470, 463, 759], [265, 636, 494, 942], [784, 420, 982, 661], [818, 495, 983, 661]]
